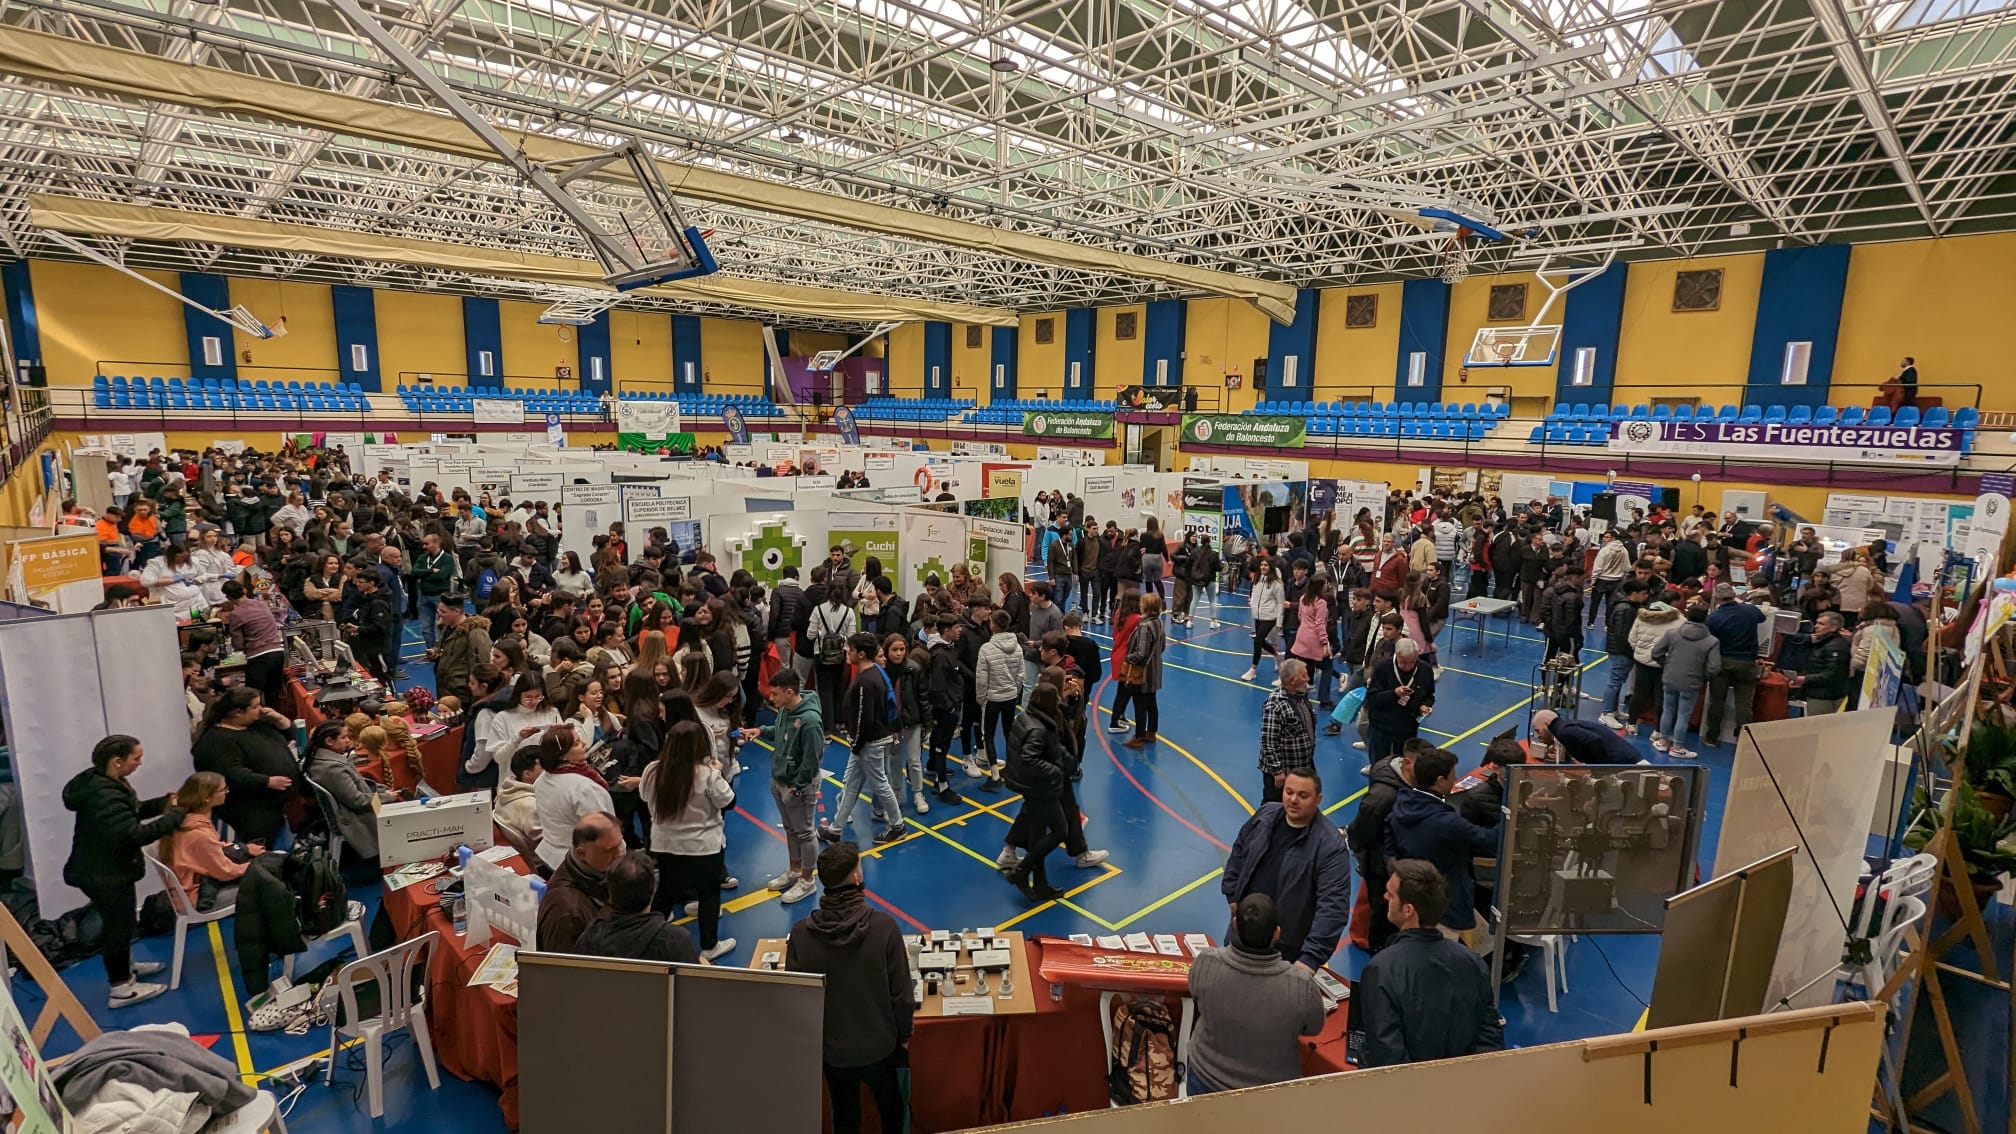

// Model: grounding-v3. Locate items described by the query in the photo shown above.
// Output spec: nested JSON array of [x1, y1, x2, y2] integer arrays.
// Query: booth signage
[[797, 475, 837, 489], [1084, 476, 1116, 495], [512, 472, 565, 495], [1022, 412, 1114, 440], [972, 519, 1023, 551], [1181, 479, 1222, 511], [472, 398, 526, 425], [626, 496, 693, 523], [1181, 414, 1305, 448], [1608, 420, 1964, 467], [14, 534, 99, 591], [864, 454, 897, 471]]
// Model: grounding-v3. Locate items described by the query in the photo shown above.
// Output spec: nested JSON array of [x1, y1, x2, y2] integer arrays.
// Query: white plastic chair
[[1507, 933, 1570, 1013], [1861, 894, 1927, 998], [1098, 991, 1195, 1103], [1842, 853, 1938, 990], [142, 850, 235, 990], [209, 1089, 289, 1133], [280, 913, 369, 983], [323, 931, 442, 1118]]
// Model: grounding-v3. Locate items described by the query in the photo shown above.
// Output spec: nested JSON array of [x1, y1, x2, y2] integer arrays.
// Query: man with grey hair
[[1790, 611, 1853, 714], [1365, 638, 1435, 762], [1258, 658, 1315, 804], [1704, 581, 1766, 745]]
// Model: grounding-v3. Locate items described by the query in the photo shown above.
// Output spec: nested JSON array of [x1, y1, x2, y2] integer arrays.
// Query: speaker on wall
[[1591, 492, 1617, 522]]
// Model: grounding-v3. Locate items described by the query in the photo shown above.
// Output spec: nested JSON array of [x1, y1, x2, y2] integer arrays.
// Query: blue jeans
[[827, 737, 903, 837], [1052, 574, 1074, 613], [1659, 686, 1699, 741], [417, 593, 443, 649], [1603, 656, 1633, 715], [888, 725, 922, 796]]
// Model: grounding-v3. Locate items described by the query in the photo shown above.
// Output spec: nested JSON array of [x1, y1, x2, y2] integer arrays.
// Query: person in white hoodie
[[531, 725, 615, 870], [493, 748, 543, 850], [269, 492, 313, 536], [968, 609, 1024, 784], [1242, 559, 1286, 683]]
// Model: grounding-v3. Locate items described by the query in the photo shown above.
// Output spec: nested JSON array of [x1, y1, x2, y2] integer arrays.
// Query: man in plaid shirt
[[1258, 658, 1316, 804]]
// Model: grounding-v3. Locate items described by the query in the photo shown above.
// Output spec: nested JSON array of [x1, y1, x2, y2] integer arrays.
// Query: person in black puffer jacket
[[1002, 684, 1072, 902], [63, 735, 186, 1009]]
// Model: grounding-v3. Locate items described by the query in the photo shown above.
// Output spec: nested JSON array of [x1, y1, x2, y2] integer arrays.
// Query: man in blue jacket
[[1220, 769, 1353, 971], [1384, 748, 1500, 939]]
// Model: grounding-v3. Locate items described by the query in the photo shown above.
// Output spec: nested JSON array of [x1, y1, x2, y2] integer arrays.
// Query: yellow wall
[[792, 331, 849, 359], [609, 309, 672, 392], [701, 317, 766, 395], [1613, 253, 1764, 408], [1444, 270, 1559, 401], [1835, 231, 2016, 411], [1186, 297, 1271, 413], [227, 278, 337, 383], [885, 324, 924, 397], [1313, 284, 1402, 400], [952, 325, 990, 392], [498, 299, 575, 383], [1018, 312, 1065, 404], [1094, 304, 1146, 393], [32, 261, 188, 384], [375, 290, 465, 384]]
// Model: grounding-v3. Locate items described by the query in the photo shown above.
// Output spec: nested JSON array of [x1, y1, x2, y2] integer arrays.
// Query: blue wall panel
[[1142, 300, 1186, 387], [1063, 308, 1095, 401], [922, 322, 952, 399], [1393, 278, 1450, 403], [462, 296, 503, 389], [330, 286, 380, 391], [1, 261, 41, 373], [179, 273, 237, 384], [1266, 289, 1320, 401], [990, 324, 1019, 399], [672, 314, 704, 395], [1746, 244, 1850, 407], [1556, 262, 1628, 406], [577, 311, 612, 394]]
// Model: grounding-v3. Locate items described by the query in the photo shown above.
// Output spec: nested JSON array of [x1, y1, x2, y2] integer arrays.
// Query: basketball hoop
[[1439, 230, 1473, 285]]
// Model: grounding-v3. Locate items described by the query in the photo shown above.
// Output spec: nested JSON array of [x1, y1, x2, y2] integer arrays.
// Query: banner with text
[[472, 398, 525, 425], [1181, 414, 1305, 448], [1608, 420, 1963, 467], [1023, 412, 1115, 440]]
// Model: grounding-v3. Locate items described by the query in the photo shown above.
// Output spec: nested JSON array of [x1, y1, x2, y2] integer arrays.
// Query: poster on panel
[[1713, 710, 1892, 1011], [900, 510, 968, 593], [826, 511, 901, 575], [716, 512, 820, 589], [560, 484, 624, 568]]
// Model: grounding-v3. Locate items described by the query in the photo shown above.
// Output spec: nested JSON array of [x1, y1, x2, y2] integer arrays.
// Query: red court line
[[731, 805, 932, 932], [1090, 677, 1232, 853]]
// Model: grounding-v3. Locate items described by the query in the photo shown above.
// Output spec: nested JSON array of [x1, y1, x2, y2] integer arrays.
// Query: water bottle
[[292, 718, 307, 752], [450, 894, 468, 936]]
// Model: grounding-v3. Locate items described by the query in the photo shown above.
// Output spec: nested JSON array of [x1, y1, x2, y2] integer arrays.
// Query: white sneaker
[[1270, 677, 1282, 689], [962, 758, 992, 779], [702, 938, 737, 962], [765, 870, 797, 891], [1580, 691, 1601, 701], [1240, 668, 1257, 681], [1352, 741, 1367, 751], [132, 961, 166, 978], [780, 878, 818, 904], [720, 876, 739, 890], [995, 845, 1023, 869], [683, 901, 701, 918], [1075, 849, 1111, 868], [1106, 719, 1130, 733], [1668, 746, 1698, 759], [913, 790, 930, 814], [108, 981, 165, 1009], [1651, 735, 1670, 752], [1597, 712, 1624, 729]]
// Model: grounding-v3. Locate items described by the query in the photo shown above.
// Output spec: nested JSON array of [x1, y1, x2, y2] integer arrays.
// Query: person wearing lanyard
[[413, 531, 459, 651]]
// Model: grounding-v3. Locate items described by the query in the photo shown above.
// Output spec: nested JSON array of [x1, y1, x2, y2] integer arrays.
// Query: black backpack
[[283, 836, 347, 937]]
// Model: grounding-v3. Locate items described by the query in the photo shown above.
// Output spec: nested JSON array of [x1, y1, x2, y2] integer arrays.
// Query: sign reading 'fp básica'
[[1608, 419, 1964, 467]]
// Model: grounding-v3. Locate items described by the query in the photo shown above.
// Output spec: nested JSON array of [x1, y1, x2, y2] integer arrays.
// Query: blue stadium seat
[[1716, 405, 1738, 421], [1922, 406, 1949, 428], [1738, 405, 1763, 423], [1866, 406, 1892, 426], [94, 389, 111, 408], [1787, 405, 1812, 425], [1763, 405, 1787, 424], [1651, 405, 1671, 420], [1629, 404, 1650, 419], [1839, 406, 1864, 425], [1812, 406, 1837, 426], [1894, 406, 1919, 427], [1956, 407, 1979, 428]]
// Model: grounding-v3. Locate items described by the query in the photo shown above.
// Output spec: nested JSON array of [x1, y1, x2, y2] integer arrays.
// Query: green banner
[[1022, 411, 1114, 440], [1181, 414, 1305, 448], [615, 431, 697, 455]]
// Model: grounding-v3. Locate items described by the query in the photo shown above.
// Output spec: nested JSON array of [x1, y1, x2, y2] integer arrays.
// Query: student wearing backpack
[[64, 734, 186, 1009], [820, 634, 906, 846], [1651, 602, 1722, 759], [809, 588, 858, 738]]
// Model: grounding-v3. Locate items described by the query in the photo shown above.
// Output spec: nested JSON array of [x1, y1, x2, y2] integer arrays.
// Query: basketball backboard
[[1466, 324, 1562, 367]]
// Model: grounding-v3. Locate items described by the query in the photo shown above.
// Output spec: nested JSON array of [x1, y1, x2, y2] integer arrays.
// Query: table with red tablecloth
[[285, 673, 465, 794], [381, 856, 527, 1129]]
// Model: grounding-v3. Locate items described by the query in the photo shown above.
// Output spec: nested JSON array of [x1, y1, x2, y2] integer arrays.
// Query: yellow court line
[[1322, 784, 1371, 817], [1056, 899, 1121, 932], [1634, 1008, 1649, 1031], [256, 1038, 363, 1081], [954, 792, 1021, 823], [1113, 868, 1227, 930], [672, 885, 782, 926], [993, 864, 1124, 931], [1095, 702, 1254, 816], [904, 808, 1024, 871], [208, 923, 255, 1081]]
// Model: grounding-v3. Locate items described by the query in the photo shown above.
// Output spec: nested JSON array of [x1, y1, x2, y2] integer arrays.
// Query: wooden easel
[[1876, 624, 2012, 1134], [0, 902, 100, 1049]]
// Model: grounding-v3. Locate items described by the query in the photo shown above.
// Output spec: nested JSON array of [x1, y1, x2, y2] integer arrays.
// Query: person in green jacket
[[739, 669, 825, 905], [412, 531, 460, 650], [156, 485, 188, 546]]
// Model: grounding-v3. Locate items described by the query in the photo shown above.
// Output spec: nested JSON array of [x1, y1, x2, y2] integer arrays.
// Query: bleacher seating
[[1257, 399, 1506, 441], [605, 390, 784, 418], [405, 384, 604, 415], [854, 396, 974, 424], [92, 375, 368, 411]]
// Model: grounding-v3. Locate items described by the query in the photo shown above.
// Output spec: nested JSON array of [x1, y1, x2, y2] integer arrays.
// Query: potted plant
[[1904, 780, 2016, 920], [1963, 719, 2016, 820]]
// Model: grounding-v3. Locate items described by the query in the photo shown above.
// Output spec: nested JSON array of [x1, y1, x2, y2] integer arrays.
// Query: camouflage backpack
[[1107, 996, 1180, 1105]]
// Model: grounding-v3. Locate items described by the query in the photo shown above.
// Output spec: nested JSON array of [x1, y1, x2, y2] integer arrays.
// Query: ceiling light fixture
[[780, 129, 805, 143], [990, 56, 1020, 73]]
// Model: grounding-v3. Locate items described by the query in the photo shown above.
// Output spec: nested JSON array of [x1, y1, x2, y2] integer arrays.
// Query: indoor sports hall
[[0, 0, 2006, 1131]]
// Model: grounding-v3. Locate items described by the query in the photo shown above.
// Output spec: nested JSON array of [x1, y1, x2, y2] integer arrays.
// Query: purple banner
[[1609, 420, 1964, 467]]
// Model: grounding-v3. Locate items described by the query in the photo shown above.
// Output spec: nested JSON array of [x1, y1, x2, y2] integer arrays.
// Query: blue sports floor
[[25, 579, 1754, 1132]]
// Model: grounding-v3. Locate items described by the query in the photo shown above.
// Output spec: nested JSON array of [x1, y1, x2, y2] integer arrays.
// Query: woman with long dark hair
[[191, 686, 299, 844], [1002, 682, 1070, 901], [643, 720, 736, 960], [606, 669, 663, 845], [530, 724, 612, 870]]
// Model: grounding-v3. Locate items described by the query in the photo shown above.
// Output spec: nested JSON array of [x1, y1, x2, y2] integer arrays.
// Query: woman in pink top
[[157, 772, 265, 911], [1289, 577, 1333, 695]]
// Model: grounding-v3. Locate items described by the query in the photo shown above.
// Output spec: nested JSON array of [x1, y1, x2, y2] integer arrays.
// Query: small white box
[[376, 791, 493, 867]]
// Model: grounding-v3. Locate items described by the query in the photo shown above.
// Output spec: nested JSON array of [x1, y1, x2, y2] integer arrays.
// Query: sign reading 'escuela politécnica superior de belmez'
[[1608, 419, 1965, 467]]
